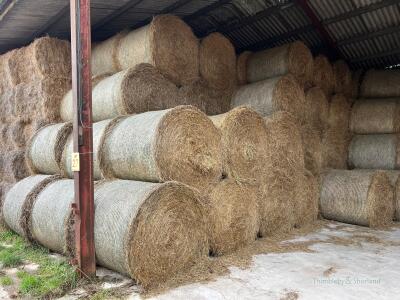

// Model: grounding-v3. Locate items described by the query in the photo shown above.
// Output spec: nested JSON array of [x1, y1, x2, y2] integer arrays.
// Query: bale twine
[[246, 41, 313, 86], [62, 118, 121, 180], [204, 180, 259, 255], [360, 69, 400, 98], [116, 15, 199, 86], [6, 37, 71, 86], [26, 123, 72, 175], [3, 150, 30, 183], [92, 31, 127, 77], [294, 170, 319, 228], [231, 74, 305, 121], [101, 106, 222, 191], [259, 111, 305, 236], [61, 64, 178, 122], [14, 77, 71, 123], [303, 87, 329, 133], [350, 98, 400, 134], [237, 51, 252, 85], [348, 134, 400, 170], [209, 106, 268, 184], [199, 32, 237, 91], [312, 55, 334, 97], [332, 60, 352, 96], [301, 124, 323, 176], [2, 175, 58, 238], [320, 170, 394, 228], [94, 180, 208, 287], [177, 79, 232, 115]]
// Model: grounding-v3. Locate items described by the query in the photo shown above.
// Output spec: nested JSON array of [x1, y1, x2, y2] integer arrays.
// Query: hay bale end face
[[360, 69, 400, 98], [26, 123, 72, 175], [205, 180, 259, 256], [348, 134, 400, 170], [116, 15, 199, 86], [313, 55, 334, 97], [320, 170, 394, 228], [350, 98, 400, 134], [303, 86, 329, 133], [231, 74, 305, 121], [95, 180, 208, 287], [246, 41, 313, 86], [237, 51, 252, 85], [199, 32, 237, 91], [101, 106, 222, 190], [209, 106, 268, 183], [61, 64, 178, 122]]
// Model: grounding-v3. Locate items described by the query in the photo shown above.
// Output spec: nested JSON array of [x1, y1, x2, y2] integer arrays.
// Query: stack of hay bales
[[0, 37, 71, 191]]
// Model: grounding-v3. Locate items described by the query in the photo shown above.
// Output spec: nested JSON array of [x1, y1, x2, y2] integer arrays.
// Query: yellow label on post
[[71, 152, 80, 172]]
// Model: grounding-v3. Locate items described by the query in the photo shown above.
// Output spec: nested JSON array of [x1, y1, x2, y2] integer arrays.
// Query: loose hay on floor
[[320, 169, 394, 228]]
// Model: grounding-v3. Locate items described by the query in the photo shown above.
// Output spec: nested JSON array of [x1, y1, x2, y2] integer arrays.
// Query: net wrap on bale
[[320, 170, 394, 228]]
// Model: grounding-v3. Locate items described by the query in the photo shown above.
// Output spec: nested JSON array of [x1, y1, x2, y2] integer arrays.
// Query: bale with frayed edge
[[303, 87, 329, 133], [116, 15, 199, 86], [259, 111, 305, 236], [205, 179, 259, 256], [231, 74, 305, 121], [209, 106, 268, 184], [101, 106, 222, 191], [236, 51, 252, 85], [62, 118, 121, 180], [348, 134, 400, 170], [199, 32, 237, 91], [360, 69, 400, 98], [313, 55, 334, 97], [6, 37, 70, 86], [333, 60, 351, 96], [61, 64, 178, 122], [26, 123, 72, 175], [320, 170, 394, 228], [246, 41, 313, 86], [177, 79, 232, 115], [350, 98, 400, 134]]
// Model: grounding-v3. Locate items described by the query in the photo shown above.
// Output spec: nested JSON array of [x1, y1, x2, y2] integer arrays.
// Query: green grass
[[0, 276, 13, 286], [0, 229, 78, 298]]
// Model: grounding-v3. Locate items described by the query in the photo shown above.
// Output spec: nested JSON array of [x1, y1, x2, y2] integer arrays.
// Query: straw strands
[[312, 55, 334, 97]]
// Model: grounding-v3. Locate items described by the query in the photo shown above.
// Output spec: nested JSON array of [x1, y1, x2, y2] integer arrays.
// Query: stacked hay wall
[[332, 60, 352, 96], [360, 69, 400, 98], [312, 55, 334, 97], [320, 170, 393, 228]]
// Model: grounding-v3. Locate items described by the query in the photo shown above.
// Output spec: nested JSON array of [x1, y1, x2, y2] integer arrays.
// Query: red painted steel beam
[[70, 0, 96, 277], [295, 0, 340, 60]]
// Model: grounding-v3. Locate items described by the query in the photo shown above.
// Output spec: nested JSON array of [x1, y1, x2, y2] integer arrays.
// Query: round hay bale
[[231, 74, 305, 121], [0, 182, 13, 226], [360, 69, 400, 98], [101, 106, 222, 191], [6, 37, 71, 86], [116, 15, 199, 86], [301, 124, 323, 176], [95, 180, 208, 287], [320, 170, 394, 228], [62, 118, 121, 180], [3, 150, 30, 183], [209, 106, 268, 184], [205, 180, 259, 255], [26, 123, 72, 175], [294, 169, 319, 228], [350, 69, 363, 98], [348, 134, 400, 170], [237, 51, 252, 85], [2, 175, 58, 238], [177, 79, 233, 115], [395, 176, 400, 221], [199, 32, 237, 91], [246, 41, 313, 86], [92, 31, 127, 77], [350, 98, 400, 134], [312, 55, 334, 97], [61, 64, 178, 122], [303, 87, 329, 132], [332, 60, 352, 96], [259, 111, 305, 236]]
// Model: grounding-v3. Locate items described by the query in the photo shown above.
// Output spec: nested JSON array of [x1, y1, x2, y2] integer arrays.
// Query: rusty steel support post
[[70, 0, 96, 277]]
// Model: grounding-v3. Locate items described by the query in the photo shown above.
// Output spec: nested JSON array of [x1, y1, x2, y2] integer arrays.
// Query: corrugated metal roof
[[0, 0, 399, 69]]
